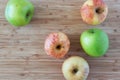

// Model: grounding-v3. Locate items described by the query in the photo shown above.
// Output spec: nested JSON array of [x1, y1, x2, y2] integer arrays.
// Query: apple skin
[[5, 0, 34, 27], [80, 28, 109, 57], [81, 0, 108, 25], [62, 56, 89, 80], [44, 32, 70, 58]]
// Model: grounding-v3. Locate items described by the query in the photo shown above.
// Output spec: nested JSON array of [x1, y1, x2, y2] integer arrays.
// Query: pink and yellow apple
[[44, 32, 70, 58], [81, 0, 108, 25]]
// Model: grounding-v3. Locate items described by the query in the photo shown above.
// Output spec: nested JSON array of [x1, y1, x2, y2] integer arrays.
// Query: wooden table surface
[[0, 0, 120, 80]]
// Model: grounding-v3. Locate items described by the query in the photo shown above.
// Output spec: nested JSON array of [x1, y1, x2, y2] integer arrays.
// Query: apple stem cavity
[[56, 44, 62, 50], [26, 11, 31, 19], [96, 7, 104, 14], [72, 68, 78, 74], [89, 29, 95, 34]]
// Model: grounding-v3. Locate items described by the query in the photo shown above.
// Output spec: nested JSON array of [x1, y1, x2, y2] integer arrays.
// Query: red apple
[[81, 0, 108, 25], [44, 32, 70, 58]]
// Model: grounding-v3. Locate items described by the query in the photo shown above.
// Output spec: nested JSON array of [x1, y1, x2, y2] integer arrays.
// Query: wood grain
[[0, 0, 120, 80]]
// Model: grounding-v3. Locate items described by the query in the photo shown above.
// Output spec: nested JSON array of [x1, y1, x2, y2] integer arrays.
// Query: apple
[[44, 32, 70, 58], [80, 28, 109, 57], [5, 0, 34, 27], [62, 56, 89, 80], [80, 0, 108, 25]]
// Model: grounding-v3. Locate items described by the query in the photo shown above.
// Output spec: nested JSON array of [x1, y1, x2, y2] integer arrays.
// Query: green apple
[[80, 28, 109, 57], [5, 0, 34, 27]]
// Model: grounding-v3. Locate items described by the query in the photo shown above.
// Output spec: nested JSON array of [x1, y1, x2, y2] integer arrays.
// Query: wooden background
[[0, 0, 120, 80]]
